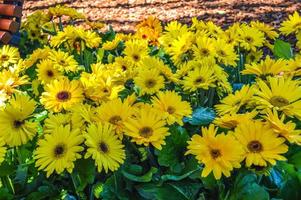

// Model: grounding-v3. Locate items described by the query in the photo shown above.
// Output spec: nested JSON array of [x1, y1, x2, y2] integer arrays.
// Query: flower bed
[[0, 5, 301, 200]]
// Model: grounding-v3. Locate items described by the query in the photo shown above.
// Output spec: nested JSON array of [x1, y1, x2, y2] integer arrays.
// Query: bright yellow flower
[[152, 91, 192, 125], [280, 11, 301, 35], [48, 50, 79, 72], [124, 39, 149, 66], [41, 78, 84, 112], [34, 125, 84, 177], [186, 124, 244, 179], [233, 120, 288, 167], [214, 111, 257, 129], [36, 59, 63, 84], [134, 68, 165, 95], [214, 39, 238, 66], [0, 93, 37, 147], [84, 122, 125, 173], [124, 108, 169, 150], [238, 25, 265, 51], [192, 36, 216, 61], [0, 45, 20, 68], [253, 77, 301, 119]]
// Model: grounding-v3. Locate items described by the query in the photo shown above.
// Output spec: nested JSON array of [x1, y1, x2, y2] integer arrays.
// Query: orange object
[[0, 31, 12, 44]]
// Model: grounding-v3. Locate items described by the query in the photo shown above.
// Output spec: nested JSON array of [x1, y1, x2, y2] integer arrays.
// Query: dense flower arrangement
[[0, 5, 301, 199]]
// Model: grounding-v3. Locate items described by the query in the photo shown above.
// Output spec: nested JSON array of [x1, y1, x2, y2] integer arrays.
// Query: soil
[[23, 0, 301, 32]]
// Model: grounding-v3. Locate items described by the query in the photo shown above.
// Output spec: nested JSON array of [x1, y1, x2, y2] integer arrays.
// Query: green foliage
[[273, 39, 294, 59]]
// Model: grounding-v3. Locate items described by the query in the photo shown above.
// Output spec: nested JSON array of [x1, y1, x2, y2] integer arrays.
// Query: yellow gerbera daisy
[[48, 50, 79, 72], [124, 108, 169, 150], [34, 125, 84, 177], [0, 137, 7, 164], [253, 77, 301, 119], [215, 85, 255, 115], [0, 45, 20, 68], [186, 124, 244, 180], [0, 93, 37, 147], [152, 90, 192, 125], [251, 21, 279, 40], [0, 69, 28, 95], [84, 122, 125, 173], [41, 78, 84, 112], [214, 111, 257, 129], [192, 36, 216, 61], [124, 39, 149, 66], [36, 59, 63, 84], [233, 120, 288, 167], [280, 11, 301, 35], [96, 98, 133, 138], [182, 66, 216, 92], [238, 25, 265, 51], [214, 39, 238, 67], [242, 56, 288, 77], [134, 68, 165, 95], [264, 109, 301, 144]]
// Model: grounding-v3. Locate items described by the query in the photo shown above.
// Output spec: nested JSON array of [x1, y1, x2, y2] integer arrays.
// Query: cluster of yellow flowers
[[1, 6, 301, 181]]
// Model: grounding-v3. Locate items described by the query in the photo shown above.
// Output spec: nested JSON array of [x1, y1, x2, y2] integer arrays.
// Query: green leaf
[[136, 183, 189, 200], [229, 172, 269, 200], [0, 188, 13, 200], [74, 158, 96, 191], [288, 151, 301, 170], [93, 182, 104, 199], [183, 107, 215, 126], [168, 182, 202, 200], [0, 162, 14, 177], [122, 167, 158, 183], [14, 164, 28, 186], [273, 39, 293, 59], [156, 126, 189, 168]]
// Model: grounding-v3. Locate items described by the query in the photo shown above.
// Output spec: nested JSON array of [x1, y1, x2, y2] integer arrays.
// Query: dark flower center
[[245, 36, 253, 43], [121, 65, 127, 71], [99, 142, 109, 153], [47, 70, 54, 77], [200, 48, 210, 56], [270, 96, 289, 107], [194, 76, 203, 84], [139, 126, 153, 138], [54, 144, 66, 158], [145, 79, 156, 88], [0, 54, 9, 61], [210, 149, 221, 159], [167, 106, 176, 114], [109, 115, 122, 125], [247, 140, 263, 153], [217, 50, 226, 57], [13, 120, 24, 128], [56, 91, 71, 101], [133, 54, 140, 61]]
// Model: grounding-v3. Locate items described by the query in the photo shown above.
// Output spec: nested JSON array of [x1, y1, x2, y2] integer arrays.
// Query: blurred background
[[24, 0, 301, 32]]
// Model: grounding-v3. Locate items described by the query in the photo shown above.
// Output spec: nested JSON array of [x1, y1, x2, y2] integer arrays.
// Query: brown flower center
[[270, 96, 289, 107], [59, 60, 66, 65], [200, 48, 210, 56], [167, 106, 176, 114], [247, 140, 263, 153], [109, 115, 122, 125], [217, 50, 226, 57], [210, 149, 221, 159], [54, 144, 66, 158], [139, 126, 153, 138], [194, 76, 204, 84], [245, 36, 253, 43], [99, 142, 109, 153], [0, 54, 9, 61], [56, 91, 71, 102], [133, 54, 140, 61], [47, 70, 54, 77], [145, 79, 156, 88], [13, 120, 24, 128]]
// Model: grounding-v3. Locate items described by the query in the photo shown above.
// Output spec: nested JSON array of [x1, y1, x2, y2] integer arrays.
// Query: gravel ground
[[23, 0, 301, 32]]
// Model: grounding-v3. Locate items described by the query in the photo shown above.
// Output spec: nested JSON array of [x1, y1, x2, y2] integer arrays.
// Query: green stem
[[70, 173, 80, 198], [147, 147, 158, 168], [58, 17, 64, 31], [15, 147, 22, 164], [1, 176, 15, 194], [207, 88, 215, 108]]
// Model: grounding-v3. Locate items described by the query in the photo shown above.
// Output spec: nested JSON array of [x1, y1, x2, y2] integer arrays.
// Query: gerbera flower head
[[84, 122, 125, 173], [192, 36, 216, 62], [124, 39, 149, 66], [124, 108, 170, 150], [96, 98, 133, 139], [214, 39, 238, 67], [41, 77, 84, 112], [238, 25, 265, 51], [182, 66, 216, 92], [36, 59, 63, 84], [280, 11, 301, 35], [186, 124, 244, 179], [233, 120, 288, 167], [214, 111, 257, 129], [34, 125, 84, 177], [253, 77, 301, 119], [0, 45, 20, 68], [0, 93, 37, 147], [264, 109, 301, 144], [48, 50, 79, 72], [134, 68, 165, 95], [152, 90, 192, 125]]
